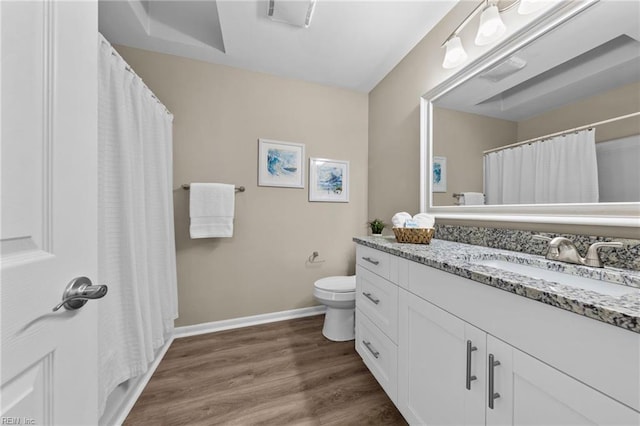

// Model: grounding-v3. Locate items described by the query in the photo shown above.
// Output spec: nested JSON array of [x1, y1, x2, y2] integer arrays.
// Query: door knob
[[52, 276, 108, 312]]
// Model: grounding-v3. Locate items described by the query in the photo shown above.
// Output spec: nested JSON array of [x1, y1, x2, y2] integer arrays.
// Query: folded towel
[[391, 212, 412, 228], [189, 183, 235, 238], [461, 192, 485, 205], [412, 213, 435, 228]]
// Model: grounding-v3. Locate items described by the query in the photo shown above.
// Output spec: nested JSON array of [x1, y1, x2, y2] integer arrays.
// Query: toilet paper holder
[[308, 251, 325, 264]]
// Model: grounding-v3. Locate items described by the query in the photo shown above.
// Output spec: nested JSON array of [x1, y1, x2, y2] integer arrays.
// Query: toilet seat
[[314, 276, 355, 293]]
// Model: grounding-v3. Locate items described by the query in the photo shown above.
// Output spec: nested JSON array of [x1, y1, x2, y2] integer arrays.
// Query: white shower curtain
[[97, 34, 178, 415], [484, 129, 599, 204]]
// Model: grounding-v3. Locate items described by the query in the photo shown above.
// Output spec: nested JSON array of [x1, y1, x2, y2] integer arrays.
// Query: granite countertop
[[353, 236, 640, 334]]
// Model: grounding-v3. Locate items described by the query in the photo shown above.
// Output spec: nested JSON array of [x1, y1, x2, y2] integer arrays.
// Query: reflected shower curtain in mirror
[[484, 129, 599, 204], [97, 35, 178, 415]]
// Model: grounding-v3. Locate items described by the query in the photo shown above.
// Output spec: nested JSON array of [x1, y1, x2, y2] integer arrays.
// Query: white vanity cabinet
[[354, 243, 640, 425], [398, 288, 638, 425]]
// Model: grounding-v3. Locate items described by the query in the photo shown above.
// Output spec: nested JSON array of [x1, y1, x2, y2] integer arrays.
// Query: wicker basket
[[392, 227, 435, 245]]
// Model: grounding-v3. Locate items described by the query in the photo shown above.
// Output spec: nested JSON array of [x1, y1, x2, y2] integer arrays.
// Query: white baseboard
[[174, 305, 326, 339]]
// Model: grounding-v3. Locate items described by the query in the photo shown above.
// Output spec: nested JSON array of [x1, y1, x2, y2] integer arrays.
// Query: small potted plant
[[367, 219, 386, 235]]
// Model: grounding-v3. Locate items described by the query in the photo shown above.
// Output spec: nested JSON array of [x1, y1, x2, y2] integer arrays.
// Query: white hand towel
[[461, 192, 485, 205], [189, 183, 235, 238], [392, 212, 412, 228], [413, 213, 435, 228]]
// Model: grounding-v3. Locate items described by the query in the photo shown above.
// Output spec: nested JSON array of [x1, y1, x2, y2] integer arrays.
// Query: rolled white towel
[[391, 212, 412, 228], [413, 213, 435, 228]]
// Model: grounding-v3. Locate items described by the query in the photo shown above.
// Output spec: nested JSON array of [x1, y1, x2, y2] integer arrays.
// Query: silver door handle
[[488, 354, 501, 409], [362, 340, 380, 358], [466, 340, 477, 390], [362, 257, 379, 265], [53, 276, 108, 312], [362, 292, 380, 305]]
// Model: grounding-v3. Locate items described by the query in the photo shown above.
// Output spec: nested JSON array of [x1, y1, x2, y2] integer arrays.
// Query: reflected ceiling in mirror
[[421, 0, 640, 227]]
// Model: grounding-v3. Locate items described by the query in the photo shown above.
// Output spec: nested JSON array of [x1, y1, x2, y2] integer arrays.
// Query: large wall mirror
[[420, 0, 640, 227]]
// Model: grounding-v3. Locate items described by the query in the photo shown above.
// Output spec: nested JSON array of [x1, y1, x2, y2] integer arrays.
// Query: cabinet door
[[399, 289, 482, 425], [487, 335, 640, 426]]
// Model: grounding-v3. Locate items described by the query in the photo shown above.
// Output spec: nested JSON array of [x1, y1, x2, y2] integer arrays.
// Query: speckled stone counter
[[353, 236, 640, 334]]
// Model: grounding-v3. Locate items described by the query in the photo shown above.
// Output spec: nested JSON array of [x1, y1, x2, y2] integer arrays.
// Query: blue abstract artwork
[[309, 158, 349, 202], [258, 139, 305, 188], [316, 164, 343, 194], [432, 156, 447, 192], [433, 162, 442, 184], [267, 148, 298, 177]]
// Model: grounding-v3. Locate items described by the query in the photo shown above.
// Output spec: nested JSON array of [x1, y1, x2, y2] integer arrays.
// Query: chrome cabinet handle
[[362, 340, 380, 358], [362, 257, 380, 266], [53, 277, 108, 312], [362, 292, 380, 305], [488, 354, 501, 409], [466, 340, 477, 390]]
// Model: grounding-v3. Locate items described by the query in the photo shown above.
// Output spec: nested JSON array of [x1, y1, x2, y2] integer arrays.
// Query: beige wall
[[517, 81, 640, 142], [433, 107, 516, 206], [115, 46, 368, 326], [368, 2, 639, 239]]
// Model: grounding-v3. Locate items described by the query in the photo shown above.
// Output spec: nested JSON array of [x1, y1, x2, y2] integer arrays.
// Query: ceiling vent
[[479, 56, 528, 82], [267, 0, 317, 28]]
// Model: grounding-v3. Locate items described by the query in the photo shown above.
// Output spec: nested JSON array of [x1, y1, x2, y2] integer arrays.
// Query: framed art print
[[309, 158, 349, 202], [258, 139, 305, 188], [433, 156, 447, 193]]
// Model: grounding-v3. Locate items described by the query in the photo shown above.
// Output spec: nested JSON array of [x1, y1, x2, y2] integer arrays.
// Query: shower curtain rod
[[482, 111, 640, 155], [105, 42, 172, 116]]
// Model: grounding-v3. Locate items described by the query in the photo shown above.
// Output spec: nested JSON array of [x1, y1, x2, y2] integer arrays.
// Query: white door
[[1, 1, 99, 425]]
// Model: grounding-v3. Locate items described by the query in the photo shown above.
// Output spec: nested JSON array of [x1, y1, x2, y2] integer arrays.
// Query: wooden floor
[[125, 315, 407, 425]]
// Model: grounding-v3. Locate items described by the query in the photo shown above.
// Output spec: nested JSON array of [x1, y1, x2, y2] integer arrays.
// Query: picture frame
[[309, 158, 349, 203], [432, 156, 447, 193], [258, 139, 305, 188]]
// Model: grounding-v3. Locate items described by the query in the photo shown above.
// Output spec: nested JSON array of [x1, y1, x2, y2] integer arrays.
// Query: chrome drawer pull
[[466, 340, 477, 390], [362, 340, 380, 358], [362, 256, 380, 265], [488, 354, 501, 409], [362, 292, 380, 305]]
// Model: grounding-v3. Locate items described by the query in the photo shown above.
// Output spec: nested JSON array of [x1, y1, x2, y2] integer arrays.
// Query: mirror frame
[[420, 0, 639, 228]]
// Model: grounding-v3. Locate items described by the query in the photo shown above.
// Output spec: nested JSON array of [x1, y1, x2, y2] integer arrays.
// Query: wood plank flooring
[[124, 315, 407, 425]]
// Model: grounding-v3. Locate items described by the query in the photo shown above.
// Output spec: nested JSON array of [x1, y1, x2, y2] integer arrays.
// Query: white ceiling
[[99, 0, 458, 93]]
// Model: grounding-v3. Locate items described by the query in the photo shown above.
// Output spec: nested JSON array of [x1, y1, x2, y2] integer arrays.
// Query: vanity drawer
[[356, 245, 390, 279], [356, 266, 399, 343], [356, 308, 398, 404]]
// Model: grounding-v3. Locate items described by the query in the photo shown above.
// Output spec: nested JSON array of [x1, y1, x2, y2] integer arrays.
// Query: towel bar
[[182, 184, 245, 192]]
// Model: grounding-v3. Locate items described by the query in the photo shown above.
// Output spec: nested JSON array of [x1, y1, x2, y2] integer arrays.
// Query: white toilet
[[313, 275, 356, 341]]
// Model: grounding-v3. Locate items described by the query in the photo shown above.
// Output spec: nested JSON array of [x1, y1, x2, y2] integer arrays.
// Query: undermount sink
[[472, 259, 640, 297]]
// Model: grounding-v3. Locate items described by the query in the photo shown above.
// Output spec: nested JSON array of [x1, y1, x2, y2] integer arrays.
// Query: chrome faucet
[[532, 235, 623, 268]]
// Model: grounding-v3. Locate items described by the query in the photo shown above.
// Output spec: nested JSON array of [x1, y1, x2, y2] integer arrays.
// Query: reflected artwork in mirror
[[421, 0, 640, 227]]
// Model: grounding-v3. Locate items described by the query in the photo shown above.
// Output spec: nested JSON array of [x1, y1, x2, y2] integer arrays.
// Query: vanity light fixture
[[475, 2, 507, 46], [441, 0, 551, 69], [443, 36, 468, 69], [518, 0, 549, 15]]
